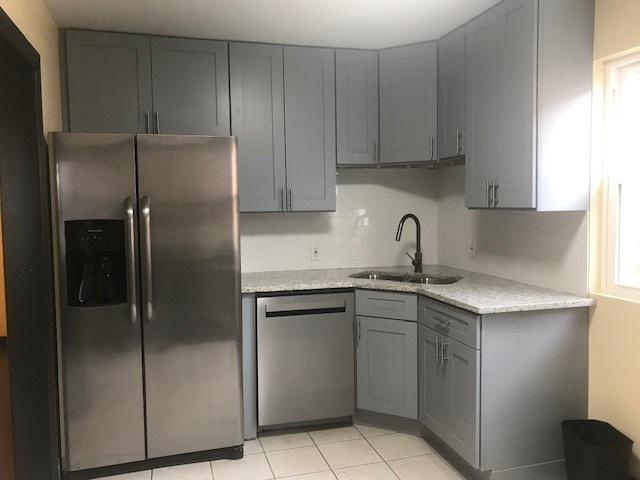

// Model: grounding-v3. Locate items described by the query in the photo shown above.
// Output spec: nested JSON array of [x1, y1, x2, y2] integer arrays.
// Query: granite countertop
[[241, 265, 595, 314]]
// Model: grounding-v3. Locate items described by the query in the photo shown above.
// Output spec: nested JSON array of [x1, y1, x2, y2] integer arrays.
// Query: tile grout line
[[258, 437, 278, 480], [358, 430, 402, 480], [307, 428, 338, 479]]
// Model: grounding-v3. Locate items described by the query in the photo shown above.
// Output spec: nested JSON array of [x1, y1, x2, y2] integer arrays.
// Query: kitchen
[[0, 1, 638, 480]]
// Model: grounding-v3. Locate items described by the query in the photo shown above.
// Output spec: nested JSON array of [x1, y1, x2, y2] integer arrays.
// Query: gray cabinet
[[65, 30, 153, 134], [465, 4, 501, 208], [438, 26, 466, 160], [336, 49, 379, 166], [379, 42, 437, 164], [418, 325, 449, 438], [356, 316, 417, 419], [150, 37, 230, 135], [283, 46, 336, 211], [230, 43, 286, 212], [418, 324, 479, 468], [465, 0, 593, 211]]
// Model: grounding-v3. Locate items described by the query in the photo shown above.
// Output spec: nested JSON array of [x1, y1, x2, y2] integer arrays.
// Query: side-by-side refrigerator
[[49, 133, 243, 474]]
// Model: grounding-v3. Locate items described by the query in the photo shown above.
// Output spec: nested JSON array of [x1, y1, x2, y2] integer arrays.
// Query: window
[[603, 55, 640, 298]]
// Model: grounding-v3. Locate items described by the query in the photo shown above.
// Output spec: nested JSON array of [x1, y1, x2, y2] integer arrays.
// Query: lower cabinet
[[419, 324, 479, 468], [356, 316, 417, 419]]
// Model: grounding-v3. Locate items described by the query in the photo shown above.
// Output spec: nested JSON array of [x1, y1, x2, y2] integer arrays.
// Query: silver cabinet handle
[[145, 111, 151, 134], [456, 130, 462, 154], [356, 319, 361, 347], [124, 197, 138, 326], [430, 136, 435, 161], [154, 110, 160, 134], [486, 180, 492, 208], [280, 188, 285, 211], [440, 341, 449, 365], [494, 182, 500, 207], [435, 336, 440, 365], [373, 142, 377, 163], [287, 188, 293, 211], [141, 196, 153, 324]]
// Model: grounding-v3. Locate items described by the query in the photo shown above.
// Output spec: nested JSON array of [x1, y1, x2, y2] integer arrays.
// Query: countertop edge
[[240, 281, 596, 314]]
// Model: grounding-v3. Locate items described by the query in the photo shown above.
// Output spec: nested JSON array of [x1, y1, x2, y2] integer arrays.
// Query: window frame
[[601, 54, 640, 301]]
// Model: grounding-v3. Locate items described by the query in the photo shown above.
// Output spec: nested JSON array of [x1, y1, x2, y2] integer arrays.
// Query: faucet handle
[[406, 252, 416, 263]]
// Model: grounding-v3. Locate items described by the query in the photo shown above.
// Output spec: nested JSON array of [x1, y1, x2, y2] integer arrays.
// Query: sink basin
[[350, 271, 461, 285]]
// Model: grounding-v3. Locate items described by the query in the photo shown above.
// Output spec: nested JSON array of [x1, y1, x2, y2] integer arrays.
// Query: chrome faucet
[[395, 214, 422, 273]]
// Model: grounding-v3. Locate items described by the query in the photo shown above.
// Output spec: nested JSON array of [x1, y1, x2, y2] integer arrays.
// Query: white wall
[[240, 168, 439, 272], [438, 166, 589, 296]]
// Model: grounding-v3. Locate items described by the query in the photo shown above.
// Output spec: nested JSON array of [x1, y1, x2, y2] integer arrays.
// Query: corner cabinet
[[355, 290, 417, 419], [335, 49, 379, 166], [230, 43, 286, 213], [64, 30, 230, 136], [283, 47, 337, 211], [465, 0, 594, 210], [437, 26, 466, 160], [379, 42, 437, 165]]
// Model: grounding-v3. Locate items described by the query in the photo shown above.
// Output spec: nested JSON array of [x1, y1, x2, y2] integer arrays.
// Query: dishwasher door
[[257, 292, 355, 427]]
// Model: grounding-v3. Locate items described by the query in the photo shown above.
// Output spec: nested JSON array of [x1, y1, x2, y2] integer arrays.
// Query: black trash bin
[[562, 419, 633, 480]]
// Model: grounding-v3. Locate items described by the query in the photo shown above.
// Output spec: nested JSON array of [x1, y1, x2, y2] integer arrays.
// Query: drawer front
[[419, 297, 480, 349], [356, 289, 418, 322]]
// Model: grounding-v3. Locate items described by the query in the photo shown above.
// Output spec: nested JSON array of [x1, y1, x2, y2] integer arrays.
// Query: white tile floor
[[94, 423, 464, 480]]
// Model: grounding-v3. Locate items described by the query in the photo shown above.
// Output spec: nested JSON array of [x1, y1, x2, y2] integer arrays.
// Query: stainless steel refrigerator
[[49, 133, 243, 473]]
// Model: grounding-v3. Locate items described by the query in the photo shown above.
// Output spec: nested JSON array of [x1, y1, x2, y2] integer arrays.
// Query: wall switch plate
[[468, 239, 477, 258], [311, 245, 321, 261]]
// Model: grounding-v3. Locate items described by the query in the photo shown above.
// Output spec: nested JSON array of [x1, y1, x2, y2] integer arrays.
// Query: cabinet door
[[357, 316, 417, 419], [150, 37, 230, 135], [465, 4, 502, 208], [336, 49, 379, 166], [379, 42, 437, 164], [230, 43, 286, 213], [438, 26, 466, 159], [445, 338, 480, 469], [496, 0, 537, 209], [283, 47, 336, 211], [66, 30, 152, 134], [418, 325, 449, 438]]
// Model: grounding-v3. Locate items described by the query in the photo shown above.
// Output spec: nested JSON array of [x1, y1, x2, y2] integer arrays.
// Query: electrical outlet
[[468, 239, 478, 258], [311, 245, 321, 261]]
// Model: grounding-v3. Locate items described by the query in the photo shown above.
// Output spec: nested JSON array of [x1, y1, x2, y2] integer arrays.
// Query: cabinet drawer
[[419, 297, 480, 349], [356, 290, 417, 322]]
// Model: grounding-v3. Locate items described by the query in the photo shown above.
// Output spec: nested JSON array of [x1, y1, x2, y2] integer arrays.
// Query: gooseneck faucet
[[396, 214, 422, 273]]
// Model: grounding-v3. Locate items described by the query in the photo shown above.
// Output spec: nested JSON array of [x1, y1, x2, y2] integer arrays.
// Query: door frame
[[0, 7, 60, 480]]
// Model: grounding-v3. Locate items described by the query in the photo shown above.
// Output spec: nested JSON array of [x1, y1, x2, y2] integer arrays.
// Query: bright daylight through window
[[605, 55, 640, 294]]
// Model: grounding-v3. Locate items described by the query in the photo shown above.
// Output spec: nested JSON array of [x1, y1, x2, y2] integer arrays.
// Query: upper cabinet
[[65, 31, 153, 134], [64, 31, 230, 136], [283, 46, 336, 212], [438, 27, 466, 160], [465, 0, 594, 211], [335, 49, 379, 166], [150, 37, 230, 135], [230, 43, 286, 213], [379, 42, 438, 164]]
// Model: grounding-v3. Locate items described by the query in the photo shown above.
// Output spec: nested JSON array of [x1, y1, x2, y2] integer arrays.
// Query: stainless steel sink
[[350, 271, 461, 285]]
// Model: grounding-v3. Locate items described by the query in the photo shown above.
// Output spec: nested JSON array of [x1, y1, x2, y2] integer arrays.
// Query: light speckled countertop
[[241, 265, 594, 314]]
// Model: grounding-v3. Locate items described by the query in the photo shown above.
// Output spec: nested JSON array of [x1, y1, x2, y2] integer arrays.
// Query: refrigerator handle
[[125, 197, 138, 325], [141, 196, 154, 324]]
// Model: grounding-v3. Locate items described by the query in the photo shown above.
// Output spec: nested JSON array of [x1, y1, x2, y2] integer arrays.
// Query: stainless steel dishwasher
[[257, 292, 355, 427]]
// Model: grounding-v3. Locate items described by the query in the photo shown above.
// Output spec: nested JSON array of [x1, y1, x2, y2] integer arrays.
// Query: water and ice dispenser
[[64, 220, 127, 306]]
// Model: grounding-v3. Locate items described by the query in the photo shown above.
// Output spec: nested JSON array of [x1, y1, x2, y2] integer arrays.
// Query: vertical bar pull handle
[[288, 188, 293, 211], [141, 196, 153, 324], [124, 197, 138, 326], [430, 137, 435, 160], [435, 336, 440, 366], [145, 111, 151, 134], [494, 182, 500, 207], [280, 188, 285, 211], [373, 142, 377, 163], [154, 111, 160, 134], [456, 130, 461, 154], [486, 180, 491, 208]]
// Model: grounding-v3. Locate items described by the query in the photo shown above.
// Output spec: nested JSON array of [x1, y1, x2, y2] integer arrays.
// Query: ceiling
[[43, 0, 500, 49]]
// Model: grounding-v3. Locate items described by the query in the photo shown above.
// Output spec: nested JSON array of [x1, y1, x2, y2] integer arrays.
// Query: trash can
[[562, 419, 633, 480]]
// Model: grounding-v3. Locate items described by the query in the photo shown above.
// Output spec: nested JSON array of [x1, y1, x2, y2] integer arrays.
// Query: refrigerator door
[[49, 133, 145, 471], [137, 135, 243, 458]]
